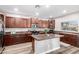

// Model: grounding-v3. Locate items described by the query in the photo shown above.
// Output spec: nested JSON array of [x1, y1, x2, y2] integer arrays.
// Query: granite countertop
[[32, 34, 64, 41], [55, 30, 79, 35], [4, 32, 32, 35]]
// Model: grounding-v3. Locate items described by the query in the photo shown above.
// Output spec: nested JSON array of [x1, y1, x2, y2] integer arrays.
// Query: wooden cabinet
[[42, 20, 48, 28], [5, 17, 16, 28], [31, 18, 39, 27], [4, 35, 15, 46], [5, 16, 32, 28], [31, 18, 49, 28], [0, 14, 4, 21], [15, 18, 32, 28], [15, 18, 27, 28], [27, 18, 32, 28], [58, 32, 78, 47], [4, 34, 33, 46], [31, 18, 37, 24], [37, 20, 42, 28], [5, 16, 49, 28], [48, 20, 55, 29]]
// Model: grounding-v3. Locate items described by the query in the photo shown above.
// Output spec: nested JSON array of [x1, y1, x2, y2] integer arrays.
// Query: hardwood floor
[[2, 42, 79, 54], [47, 42, 79, 54], [48, 45, 79, 54], [2, 42, 33, 54]]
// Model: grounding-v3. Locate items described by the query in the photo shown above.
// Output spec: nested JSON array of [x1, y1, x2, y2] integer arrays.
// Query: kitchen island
[[32, 34, 63, 54]]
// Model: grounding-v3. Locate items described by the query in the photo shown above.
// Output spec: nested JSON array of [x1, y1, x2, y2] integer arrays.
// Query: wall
[[55, 12, 79, 32]]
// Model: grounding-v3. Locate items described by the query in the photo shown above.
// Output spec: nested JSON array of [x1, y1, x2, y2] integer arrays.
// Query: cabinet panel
[[32, 18, 36, 24], [39, 20, 49, 28], [41, 20, 45, 28], [60, 33, 77, 46], [37, 20, 42, 28], [0, 14, 4, 21], [5, 16, 32, 28], [48, 20, 55, 29], [15, 18, 27, 28], [4, 34, 33, 46], [31, 18, 49, 28], [44, 20, 49, 28], [5, 16, 16, 28], [4, 35, 15, 46], [26, 18, 32, 28]]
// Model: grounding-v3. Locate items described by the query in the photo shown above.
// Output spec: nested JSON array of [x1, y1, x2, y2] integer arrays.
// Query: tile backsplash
[[5, 28, 49, 32]]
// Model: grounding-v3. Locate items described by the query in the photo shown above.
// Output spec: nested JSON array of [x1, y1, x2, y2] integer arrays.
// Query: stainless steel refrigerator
[[0, 15, 4, 54]]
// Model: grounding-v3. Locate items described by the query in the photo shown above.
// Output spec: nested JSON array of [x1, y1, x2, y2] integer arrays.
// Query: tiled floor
[[2, 42, 79, 54]]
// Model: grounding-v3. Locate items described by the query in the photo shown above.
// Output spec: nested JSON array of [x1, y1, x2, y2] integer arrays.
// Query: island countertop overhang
[[32, 34, 64, 41]]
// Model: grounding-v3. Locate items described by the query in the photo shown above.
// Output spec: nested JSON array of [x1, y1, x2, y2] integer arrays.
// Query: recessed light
[[45, 5, 50, 8], [63, 10, 67, 13], [14, 8, 18, 11], [35, 12, 39, 16], [49, 16, 52, 18]]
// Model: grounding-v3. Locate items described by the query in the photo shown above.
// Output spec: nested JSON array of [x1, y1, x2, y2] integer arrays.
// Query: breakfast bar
[[32, 34, 63, 54]]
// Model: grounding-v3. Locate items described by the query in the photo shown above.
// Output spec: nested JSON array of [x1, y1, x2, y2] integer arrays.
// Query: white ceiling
[[0, 5, 79, 19]]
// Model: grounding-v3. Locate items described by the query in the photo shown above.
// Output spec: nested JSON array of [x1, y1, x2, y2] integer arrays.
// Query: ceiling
[[0, 5, 79, 19]]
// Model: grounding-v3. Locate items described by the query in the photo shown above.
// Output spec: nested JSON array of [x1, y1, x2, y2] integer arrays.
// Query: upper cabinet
[[5, 16, 53, 28], [31, 18, 37, 24], [5, 16, 16, 28], [48, 20, 55, 29], [5, 16, 32, 28], [42, 20, 49, 28], [0, 14, 4, 21], [31, 18, 49, 28], [26, 18, 32, 28], [15, 18, 27, 28]]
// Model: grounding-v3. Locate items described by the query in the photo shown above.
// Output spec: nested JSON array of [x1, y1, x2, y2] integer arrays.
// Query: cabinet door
[[39, 20, 43, 28], [4, 34, 32, 46], [6, 16, 31, 28], [67, 34, 77, 46], [0, 14, 4, 21], [15, 18, 27, 28], [14, 34, 32, 44], [21, 18, 27, 28], [45, 21, 49, 28], [5, 16, 16, 28], [31, 18, 38, 24], [60, 33, 77, 46], [27, 18, 32, 28], [41, 20, 48, 28], [48, 20, 55, 29], [4, 35, 15, 46], [14, 34, 25, 44], [37, 20, 42, 28]]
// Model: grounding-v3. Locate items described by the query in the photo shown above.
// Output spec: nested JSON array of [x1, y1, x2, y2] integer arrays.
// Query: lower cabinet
[[3, 34, 33, 46], [3, 35, 15, 46], [59, 33, 78, 47]]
